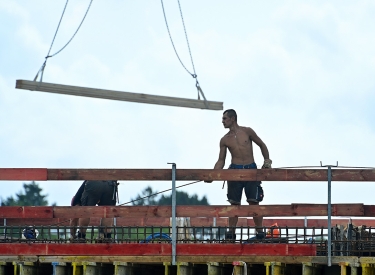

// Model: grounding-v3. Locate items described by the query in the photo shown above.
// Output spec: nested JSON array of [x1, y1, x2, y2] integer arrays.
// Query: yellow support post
[[72, 262, 83, 275], [163, 262, 171, 275], [264, 262, 271, 275], [340, 262, 349, 275], [361, 263, 375, 275]]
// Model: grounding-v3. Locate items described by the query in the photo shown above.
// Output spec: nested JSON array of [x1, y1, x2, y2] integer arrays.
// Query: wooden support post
[[13, 261, 36, 275], [113, 262, 134, 275], [302, 262, 322, 275], [15, 80, 223, 110], [52, 262, 67, 275], [207, 262, 223, 275], [177, 262, 192, 275]]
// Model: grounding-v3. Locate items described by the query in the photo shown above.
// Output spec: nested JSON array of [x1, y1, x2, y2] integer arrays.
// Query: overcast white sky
[[1, 1, 374, 208]]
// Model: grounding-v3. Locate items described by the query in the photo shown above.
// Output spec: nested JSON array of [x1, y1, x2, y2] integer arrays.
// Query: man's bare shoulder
[[220, 132, 232, 144], [241, 126, 255, 134]]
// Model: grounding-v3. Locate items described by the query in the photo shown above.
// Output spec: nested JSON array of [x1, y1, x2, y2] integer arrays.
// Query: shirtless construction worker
[[206, 109, 272, 241]]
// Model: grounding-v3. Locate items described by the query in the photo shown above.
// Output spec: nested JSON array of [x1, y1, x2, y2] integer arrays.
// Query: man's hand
[[262, 159, 272, 169]]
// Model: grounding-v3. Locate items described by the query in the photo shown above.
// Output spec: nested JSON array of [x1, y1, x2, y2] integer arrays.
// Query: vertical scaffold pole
[[321, 161, 337, 267], [168, 162, 177, 265], [327, 165, 332, 267]]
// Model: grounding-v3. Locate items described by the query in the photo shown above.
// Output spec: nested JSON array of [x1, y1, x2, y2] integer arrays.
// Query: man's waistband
[[229, 163, 257, 169]]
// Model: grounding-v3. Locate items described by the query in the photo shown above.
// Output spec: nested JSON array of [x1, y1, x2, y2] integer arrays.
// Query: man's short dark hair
[[224, 109, 237, 121]]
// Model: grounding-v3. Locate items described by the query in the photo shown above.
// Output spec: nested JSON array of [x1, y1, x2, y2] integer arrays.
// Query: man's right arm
[[206, 139, 226, 183], [214, 138, 227, 169]]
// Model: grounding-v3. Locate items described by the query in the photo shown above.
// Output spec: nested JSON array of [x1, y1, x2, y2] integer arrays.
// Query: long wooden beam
[[0, 243, 316, 256], [36, 255, 358, 265], [16, 80, 223, 110], [1, 168, 375, 181], [0, 204, 368, 219], [2, 217, 374, 227]]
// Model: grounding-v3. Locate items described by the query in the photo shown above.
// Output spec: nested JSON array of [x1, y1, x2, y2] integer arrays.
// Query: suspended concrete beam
[[1, 168, 375, 181], [15, 80, 223, 110], [0, 204, 367, 219]]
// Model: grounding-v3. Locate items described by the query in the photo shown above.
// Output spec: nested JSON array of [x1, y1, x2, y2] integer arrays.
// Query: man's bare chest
[[224, 133, 252, 148]]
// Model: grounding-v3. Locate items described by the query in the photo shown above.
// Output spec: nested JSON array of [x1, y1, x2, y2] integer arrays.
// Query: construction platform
[[1, 167, 375, 275]]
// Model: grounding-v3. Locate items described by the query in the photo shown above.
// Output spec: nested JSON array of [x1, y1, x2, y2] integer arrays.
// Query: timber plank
[[47, 169, 171, 181], [3, 217, 375, 227], [0, 243, 316, 256], [0, 204, 368, 219], [0, 207, 53, 219], [0, 256, 38, 262], [53, 206, 172, 218], [1, 168, 375, 181], [38, 255, 358, 265], [16, 80, 223, 110], [0, 168, 47, 180]]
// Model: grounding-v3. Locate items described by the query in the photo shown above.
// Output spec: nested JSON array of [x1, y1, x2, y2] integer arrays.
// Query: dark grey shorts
[[227, 163, 263, 204], [80, 181, 117, 206]]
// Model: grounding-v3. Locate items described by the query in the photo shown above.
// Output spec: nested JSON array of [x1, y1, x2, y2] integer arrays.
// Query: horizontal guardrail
[[0, 168, 375, 181], [0, 204, 370, 219], [2, 217, 374, 227]]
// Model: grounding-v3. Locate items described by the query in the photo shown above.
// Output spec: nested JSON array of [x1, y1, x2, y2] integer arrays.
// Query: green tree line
[[130, 186, 209, 206], [1, 181, 55, 206]]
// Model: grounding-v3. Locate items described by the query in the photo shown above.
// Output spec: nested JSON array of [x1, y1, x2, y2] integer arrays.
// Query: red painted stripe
[[0, 168, 47, 180], [0, 243, 316, 256]]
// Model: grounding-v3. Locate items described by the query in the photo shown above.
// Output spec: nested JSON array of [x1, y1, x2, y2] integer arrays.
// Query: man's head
[[222, 109, 237, 128]]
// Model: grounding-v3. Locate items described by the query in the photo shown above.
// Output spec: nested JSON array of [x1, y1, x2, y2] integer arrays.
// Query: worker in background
[[76, 180, 119, 242], [205, 109, 272, 241], [70, 181, 86, 240]]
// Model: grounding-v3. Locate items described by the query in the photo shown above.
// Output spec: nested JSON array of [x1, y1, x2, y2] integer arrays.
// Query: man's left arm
[[247, 128, 272, 169]]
